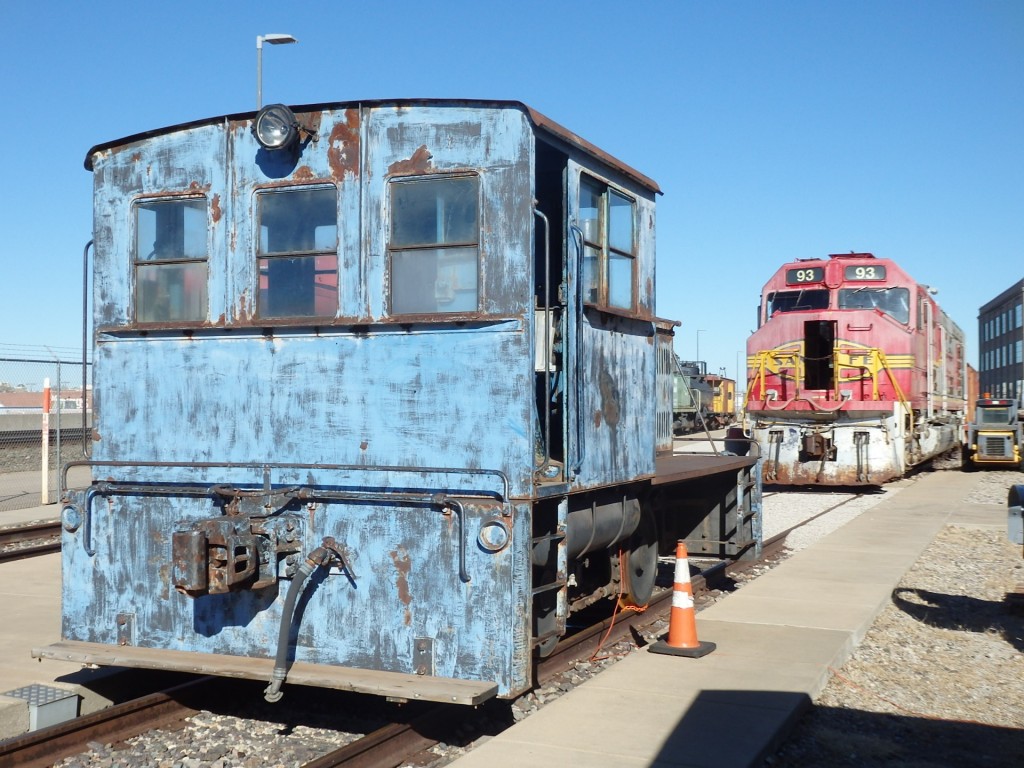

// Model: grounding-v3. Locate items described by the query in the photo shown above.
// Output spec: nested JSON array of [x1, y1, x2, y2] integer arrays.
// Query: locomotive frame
[[35, 99, 761, 705]]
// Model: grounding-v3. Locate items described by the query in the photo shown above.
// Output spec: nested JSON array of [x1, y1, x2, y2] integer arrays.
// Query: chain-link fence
[[0, 356, 91, 514]]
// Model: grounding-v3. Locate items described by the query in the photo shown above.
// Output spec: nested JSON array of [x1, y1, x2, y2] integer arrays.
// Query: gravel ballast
[[766, 470, 1024, 767]]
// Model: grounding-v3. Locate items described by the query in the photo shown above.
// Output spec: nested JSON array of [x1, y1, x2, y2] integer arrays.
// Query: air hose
[[263, 544, 335, 703]]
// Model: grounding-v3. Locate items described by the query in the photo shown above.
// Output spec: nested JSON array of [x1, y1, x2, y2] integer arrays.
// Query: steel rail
[[0, 678, 210, 768], [0, 519, 61, 563]]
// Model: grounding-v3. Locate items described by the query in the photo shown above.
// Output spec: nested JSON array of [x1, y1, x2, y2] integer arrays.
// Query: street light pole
[[257, 33, 297, 109]]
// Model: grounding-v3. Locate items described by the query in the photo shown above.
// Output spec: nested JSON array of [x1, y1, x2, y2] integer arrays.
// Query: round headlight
[[254, 104, 298, 150]]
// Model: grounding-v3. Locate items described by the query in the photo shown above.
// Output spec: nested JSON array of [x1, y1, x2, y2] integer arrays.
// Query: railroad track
[[0, 519, 60, 563], [0, 492, 869, 767]]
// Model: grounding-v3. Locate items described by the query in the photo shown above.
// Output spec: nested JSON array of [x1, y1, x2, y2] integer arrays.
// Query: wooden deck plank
[[32, 641, 498, 705]]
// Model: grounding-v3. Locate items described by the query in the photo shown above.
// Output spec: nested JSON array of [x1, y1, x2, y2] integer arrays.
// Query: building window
[[134, 198, 208, 323], [1016, 304, 1022, 328], [257, 187, 338, 319], [389, 175, 479, 315], [579, 176, 636, 310]]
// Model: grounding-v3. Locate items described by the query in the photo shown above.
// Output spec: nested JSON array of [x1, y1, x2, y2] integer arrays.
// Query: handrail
[[81, 239, 93, 458], [746, 343, 910, 413], [534, 206, 553, 479]]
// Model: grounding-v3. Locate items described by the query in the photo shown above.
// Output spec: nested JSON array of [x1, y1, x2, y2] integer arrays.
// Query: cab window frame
[[255, 184, 340, 321], [387, 172, 481, 316], [578, 174, 637, 311], [132, 195, 210, 325]]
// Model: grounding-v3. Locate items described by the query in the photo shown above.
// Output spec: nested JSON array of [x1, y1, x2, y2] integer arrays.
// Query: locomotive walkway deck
[[449, 470, 1005, 768], [0, 469, 1007, 760]]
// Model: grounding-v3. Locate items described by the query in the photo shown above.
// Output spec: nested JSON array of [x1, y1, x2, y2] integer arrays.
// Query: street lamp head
[[258, 33, 297, 47]]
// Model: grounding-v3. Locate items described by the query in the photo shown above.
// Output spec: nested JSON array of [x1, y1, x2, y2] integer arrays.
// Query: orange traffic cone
[[649, 540, 716, 657]]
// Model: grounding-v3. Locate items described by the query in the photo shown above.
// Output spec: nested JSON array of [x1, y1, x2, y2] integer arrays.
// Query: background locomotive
[[37, 99, 761, 705], [672, 359, 713, 434], [743, 252, 966, 485], [671, 359, 735, 434]]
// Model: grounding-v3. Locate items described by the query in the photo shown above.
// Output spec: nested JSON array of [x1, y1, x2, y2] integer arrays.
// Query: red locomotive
[[743, 253, 966, 485]]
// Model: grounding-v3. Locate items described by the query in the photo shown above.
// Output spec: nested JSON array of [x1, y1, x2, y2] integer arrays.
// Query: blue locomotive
[[37, 100, 761, 704]]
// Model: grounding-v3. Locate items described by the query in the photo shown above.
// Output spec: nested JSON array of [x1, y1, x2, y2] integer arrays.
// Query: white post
[[41, 378, 51, 504]]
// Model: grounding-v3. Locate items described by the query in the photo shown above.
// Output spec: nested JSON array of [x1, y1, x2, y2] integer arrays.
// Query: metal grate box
[[2, 683, 80, 730]]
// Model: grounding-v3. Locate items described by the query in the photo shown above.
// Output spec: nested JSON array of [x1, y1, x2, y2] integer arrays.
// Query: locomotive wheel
[[622, 507, 658, 607]]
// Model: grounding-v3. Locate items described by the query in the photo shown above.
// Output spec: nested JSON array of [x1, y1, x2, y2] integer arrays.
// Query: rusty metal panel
[[91, 122, 230, 331], [361, 104, 534, 321], [62, 490, 533, 698], [574, 309, 657, 484]]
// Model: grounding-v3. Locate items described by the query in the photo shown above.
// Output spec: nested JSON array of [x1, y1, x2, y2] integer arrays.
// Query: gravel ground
[[762, 482, 910, 547], [765, 470, 1024, 768]]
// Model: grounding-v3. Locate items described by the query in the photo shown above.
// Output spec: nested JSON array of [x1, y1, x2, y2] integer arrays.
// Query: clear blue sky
[[1, 1, 1021, 383]]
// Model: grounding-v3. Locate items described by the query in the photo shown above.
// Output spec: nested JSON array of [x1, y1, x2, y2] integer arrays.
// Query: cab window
[[257, 187, 338, 319], [579, 176, 636, 310], [838, 287, 910, 324], [766, 290, 829, 316], [389, 175, 480, 315], [134, 198, 208, 323]]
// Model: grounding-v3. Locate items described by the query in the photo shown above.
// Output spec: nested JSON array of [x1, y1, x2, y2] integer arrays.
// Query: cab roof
[[84, 98, 661, 194]]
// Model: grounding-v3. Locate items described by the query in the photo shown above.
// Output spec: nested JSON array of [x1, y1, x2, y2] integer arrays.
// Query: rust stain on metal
[[293, 165, 315, 181], [327, 110, 360, 178], [389, 547, 413, 626], [598, 369, 621, 427], [211, 194, 222, 224], [296, 110, 326, 139], [593, 410, 603, 428], [360, 440, 368, 451], [388, 145, 433, 176]]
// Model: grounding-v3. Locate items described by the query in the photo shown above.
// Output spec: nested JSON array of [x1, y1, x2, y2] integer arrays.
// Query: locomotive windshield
[[767, 289, 829, 315], [837, 287, 910, 324], [977, 404, 1013, 425]]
